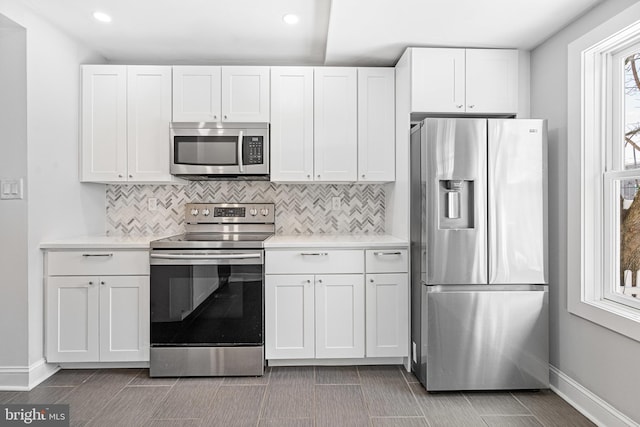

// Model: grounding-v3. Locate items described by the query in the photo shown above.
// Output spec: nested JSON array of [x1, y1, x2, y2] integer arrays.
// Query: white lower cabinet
[[265, 275, 315, 359], [46, 276, 100, 363], [265, 273, 365, 360], [315, 274, 365, 358], [99, 276, 149, 362], [265, 247, 407, 362], [44, 250, 150, 364], [365, 273, 409, 357]]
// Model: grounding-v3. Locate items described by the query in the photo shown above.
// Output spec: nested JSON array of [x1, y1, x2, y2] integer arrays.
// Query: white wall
[[0, 17, 28, 368], [531, 0, 640, 422], [0, 0, 106, 386]]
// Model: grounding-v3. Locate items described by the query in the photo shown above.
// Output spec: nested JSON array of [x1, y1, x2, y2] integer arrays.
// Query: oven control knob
[[190, 209, 199, 216], [260, 208, 269, 216], [249, 208, 258, 216], [202, 209, 210, 216]]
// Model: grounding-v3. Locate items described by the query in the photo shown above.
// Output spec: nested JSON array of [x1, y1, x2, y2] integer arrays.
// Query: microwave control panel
[[243, 136, 264, 165]]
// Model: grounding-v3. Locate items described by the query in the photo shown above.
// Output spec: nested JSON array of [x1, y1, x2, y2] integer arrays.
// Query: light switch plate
[[0, 178, 24, 200]]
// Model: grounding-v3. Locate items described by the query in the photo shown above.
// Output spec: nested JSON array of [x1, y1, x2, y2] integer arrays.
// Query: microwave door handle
[[237, 131, 244, 172]]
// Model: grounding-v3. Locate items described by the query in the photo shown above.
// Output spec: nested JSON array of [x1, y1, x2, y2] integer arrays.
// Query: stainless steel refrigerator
[[410, 118, 549, 391]]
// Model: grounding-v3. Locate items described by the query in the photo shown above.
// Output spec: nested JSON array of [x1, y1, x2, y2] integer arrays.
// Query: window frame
[[568, 3, 640, 342]]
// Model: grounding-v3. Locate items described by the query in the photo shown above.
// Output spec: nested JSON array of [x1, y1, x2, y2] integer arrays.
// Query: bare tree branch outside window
[[619, 53, 640, 288]]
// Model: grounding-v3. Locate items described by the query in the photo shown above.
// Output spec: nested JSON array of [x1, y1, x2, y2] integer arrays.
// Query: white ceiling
[[19, 0, 602, 66]]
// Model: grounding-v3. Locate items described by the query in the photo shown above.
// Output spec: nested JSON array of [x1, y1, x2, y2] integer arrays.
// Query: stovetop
[[150, 232, 273, 250], [151, 202, 275, 250]]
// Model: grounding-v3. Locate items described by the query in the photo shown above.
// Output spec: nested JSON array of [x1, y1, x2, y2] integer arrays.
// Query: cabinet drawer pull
[[82, 253, 114, 258], [300, 252, 328, 256], [373, 252, 402, 256]]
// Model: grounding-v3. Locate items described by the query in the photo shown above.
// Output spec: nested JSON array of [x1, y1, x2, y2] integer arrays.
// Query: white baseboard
[[268, 357, 404, 367], [550, 365, 639, 427], [0, 359, 59, 391]]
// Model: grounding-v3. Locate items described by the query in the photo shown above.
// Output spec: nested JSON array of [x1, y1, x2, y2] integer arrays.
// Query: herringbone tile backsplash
[[106, 182, 386, 236]]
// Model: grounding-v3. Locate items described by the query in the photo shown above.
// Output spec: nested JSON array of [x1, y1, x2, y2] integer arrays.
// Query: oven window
[[174, 136, 238, 165], [151, 264, 263, 346]]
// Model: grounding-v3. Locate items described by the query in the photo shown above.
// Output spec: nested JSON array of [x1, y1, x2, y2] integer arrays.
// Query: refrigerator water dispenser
[[439, 180, 474, 229]]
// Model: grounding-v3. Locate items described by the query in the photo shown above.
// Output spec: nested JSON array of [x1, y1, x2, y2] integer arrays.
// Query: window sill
[[568, 295, 640, 343]]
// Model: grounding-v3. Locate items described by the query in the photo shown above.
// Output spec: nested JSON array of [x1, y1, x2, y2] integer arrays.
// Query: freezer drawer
[[423, 285, 548, 391]]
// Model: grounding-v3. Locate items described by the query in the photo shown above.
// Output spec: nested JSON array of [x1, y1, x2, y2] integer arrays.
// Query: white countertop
[[41, 234, 408, 250], [40, 235, 171, 250], [264, 234, 408, 249]]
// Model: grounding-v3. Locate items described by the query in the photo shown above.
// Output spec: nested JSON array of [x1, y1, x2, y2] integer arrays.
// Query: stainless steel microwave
[[170, 122, 269, 180]]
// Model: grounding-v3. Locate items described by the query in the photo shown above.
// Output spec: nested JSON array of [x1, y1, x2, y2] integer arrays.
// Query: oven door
[[170, 125, 269, 176], [150, 250, 264, 347]]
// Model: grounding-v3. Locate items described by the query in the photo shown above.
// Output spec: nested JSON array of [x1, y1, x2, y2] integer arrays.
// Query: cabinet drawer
[[365, 249, 408, 273], [266, 250, 363, 274], [47, 250, 149, 276]]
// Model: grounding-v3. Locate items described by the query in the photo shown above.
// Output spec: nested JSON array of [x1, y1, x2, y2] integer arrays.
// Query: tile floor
[[0, 366, 595, 427]]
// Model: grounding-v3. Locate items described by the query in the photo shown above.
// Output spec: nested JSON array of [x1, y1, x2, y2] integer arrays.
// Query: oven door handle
[[150, 253, 261, 260]]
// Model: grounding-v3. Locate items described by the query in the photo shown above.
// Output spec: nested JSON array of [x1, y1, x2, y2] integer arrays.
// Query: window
[[605, 46, 640, 310], [568, 3, 640, 342]]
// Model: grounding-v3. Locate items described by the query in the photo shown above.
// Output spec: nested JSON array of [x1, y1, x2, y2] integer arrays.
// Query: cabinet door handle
[[370, 279, 374, 283], [456, 104, 463, 109], [300, 252, 328, 256], [306, 279, 311, 284], [317, 279, 323, 284], [373, 252, 402, 256], [100, 281, 105, 285], [88, 281, 94, 285], [468, 105, 475, 109], [82, 253, 114, 258]]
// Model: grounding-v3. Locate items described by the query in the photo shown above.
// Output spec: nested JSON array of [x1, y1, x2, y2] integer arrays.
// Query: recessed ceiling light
[[93, 11, 112, 23], [282, 14, 299, 25]]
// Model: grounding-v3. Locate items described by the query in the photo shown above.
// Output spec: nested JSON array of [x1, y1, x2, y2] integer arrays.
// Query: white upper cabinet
[[410, 48, 518, 114], [127, 66, 172, 181], [270, 67, 314, 182], [172, 66, 221, 122], [173, 66, 269, 123], [314, 67, 358, 182], [221, 66, 270, 122], [81, 64, 178, 184], [358, 68, 395, 182], [81, 65, 128, 182], [411, 48, 465, 114], [465, 49, 518, 114]]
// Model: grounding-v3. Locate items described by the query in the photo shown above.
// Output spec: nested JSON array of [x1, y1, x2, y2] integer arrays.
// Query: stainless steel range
[[149, 202, 274, 377]]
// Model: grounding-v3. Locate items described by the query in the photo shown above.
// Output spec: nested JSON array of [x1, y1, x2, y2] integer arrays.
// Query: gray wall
[[531, 0, 640, 422], [0, 16, 27, 368], [0, 0, 106, 385]]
